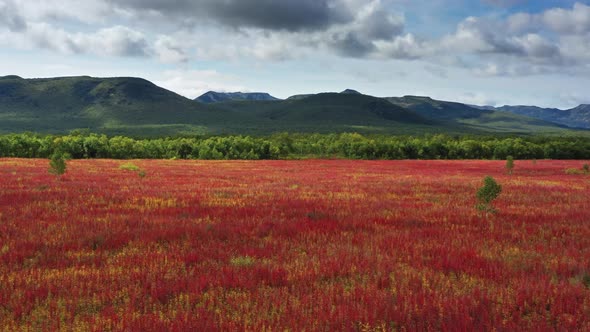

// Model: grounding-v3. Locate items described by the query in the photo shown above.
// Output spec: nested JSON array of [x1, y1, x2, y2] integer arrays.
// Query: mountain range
[[0, 75, 587, 137], [196, 91, 279, 103], [472, 104, 590, 129]]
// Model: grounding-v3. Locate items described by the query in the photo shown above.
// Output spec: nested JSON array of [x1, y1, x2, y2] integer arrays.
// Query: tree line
[[1, 132, 589, 160]]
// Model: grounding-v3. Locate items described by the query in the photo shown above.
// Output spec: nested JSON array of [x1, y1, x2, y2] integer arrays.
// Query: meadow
[[1, 159, 589, 331]]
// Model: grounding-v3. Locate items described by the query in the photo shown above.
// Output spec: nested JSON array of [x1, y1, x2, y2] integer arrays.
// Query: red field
[[1, 159, 590, 331]]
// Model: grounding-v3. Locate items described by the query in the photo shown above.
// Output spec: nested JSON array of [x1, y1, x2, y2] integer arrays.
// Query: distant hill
[[387, 96, 488, 120], [209, 92, 446, 134], [268, 93, 428, 124], [196, 91, 279, 103], [386, 95, 572, 133], [0, 76, 584, 137], [0, 75, 236, 136], [477, 104, 590, 129], [340, 89, 362, 95], [287, 94, 314, 100]]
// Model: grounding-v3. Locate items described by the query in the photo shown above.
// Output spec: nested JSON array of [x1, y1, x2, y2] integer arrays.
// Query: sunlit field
[[1, 159, 590, 331]]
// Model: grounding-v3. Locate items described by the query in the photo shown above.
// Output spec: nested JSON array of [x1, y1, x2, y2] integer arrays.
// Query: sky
[[0, 0, 589, 108]]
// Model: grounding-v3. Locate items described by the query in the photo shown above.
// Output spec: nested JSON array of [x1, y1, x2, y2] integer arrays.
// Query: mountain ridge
[[479, 104, 590, 129], [0, 75, 585, 136], [196, 91, 279, 103]]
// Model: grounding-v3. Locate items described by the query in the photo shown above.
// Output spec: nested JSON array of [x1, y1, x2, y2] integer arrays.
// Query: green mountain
[[0, 75, 583, 137], [386, 95, 574, 134], [0, 75, 239, 136], [205, 92, 446, 134], [476, 104, 590, 129], [196, 91, 279, 103]]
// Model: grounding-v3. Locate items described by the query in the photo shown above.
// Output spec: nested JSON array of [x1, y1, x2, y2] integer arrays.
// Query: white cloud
[[21, 23, 150, 57], [154, 35, 189, 63], [542, 2, 590, 35], [14, 0, 113, 24], [153, 70, 247, 99], [456, 92, 497, 106], [0, 0, 26, 31]]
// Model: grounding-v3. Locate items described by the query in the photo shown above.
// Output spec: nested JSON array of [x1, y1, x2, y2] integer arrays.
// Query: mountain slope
[[0, 75, 236, 136], [196, 91, 279, 103], [486, 105, 590, 129], [386, 95, 572, 134], [0, 76, 585, 136], [211, 92, 449, 134]]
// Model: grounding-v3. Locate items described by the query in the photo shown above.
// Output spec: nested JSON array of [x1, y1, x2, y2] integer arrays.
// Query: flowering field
[[1, 159, 590, 331]]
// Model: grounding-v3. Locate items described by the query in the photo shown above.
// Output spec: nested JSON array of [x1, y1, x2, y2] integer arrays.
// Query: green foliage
[[565, 168, 586, 175], [119, 162, 140, 171], [583, 164, 590, 173], [48, 152, 68, 176], [477, 176, 502, 213], [2, 133, 590, 160], [506, 156, 514, 174], [119, 162, 146, 178], [230, 256, 256, 267]]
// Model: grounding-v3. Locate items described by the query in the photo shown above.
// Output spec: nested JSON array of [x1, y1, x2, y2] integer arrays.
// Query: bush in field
[[505, 156, 514, 174], [477, 176, 502, 213], [48, 152, 68, 176], [119, 162, 146, 178], [119, 162, 140, 171], [565, 165, 590, 175]]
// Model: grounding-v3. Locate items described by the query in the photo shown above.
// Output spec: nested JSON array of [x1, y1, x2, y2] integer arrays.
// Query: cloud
[[2, 0, 590, 78], [325, 1, 405, 57], [373, 33, 432, 59], [154, 35, 189, 63], [13, 0, 114, 25], [0, 22, 150, 59], [153, 69, 247, 99], [85, 26, 150, 56], [0, 0, 27, 31], [558, 91, 590, 107], [106, 0, 353, 32], [440, 3, 590, 71], [542, 2, 590, 34], [456, 92, 497, 106]]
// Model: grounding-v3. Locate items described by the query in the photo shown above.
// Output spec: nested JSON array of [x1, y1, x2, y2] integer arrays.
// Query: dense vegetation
[[1, 132, 590, 160], [2, 159, 590, 330]]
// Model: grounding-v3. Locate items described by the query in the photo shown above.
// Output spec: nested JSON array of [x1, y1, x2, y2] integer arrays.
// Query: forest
[[1, 132, 589, 160]]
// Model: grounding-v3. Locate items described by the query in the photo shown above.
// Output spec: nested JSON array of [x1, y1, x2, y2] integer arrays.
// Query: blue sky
[[0, 0, 589, 108]]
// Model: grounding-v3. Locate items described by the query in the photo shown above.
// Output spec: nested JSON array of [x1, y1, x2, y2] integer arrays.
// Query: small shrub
[[120, 162, 146, 178], [48, 152, 68, 176], [119, 163, 140, 171], [505, 156, 514, 174], [477, 176, 502, 213], [230, 256, 255, 267], [583, 164, 589, 174], [565, 168, 585, 175]]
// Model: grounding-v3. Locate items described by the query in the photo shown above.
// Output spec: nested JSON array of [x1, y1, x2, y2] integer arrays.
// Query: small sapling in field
[[49, 152, 68, 177], [477, 176, 502, 214], [505, 156, 514, 174]]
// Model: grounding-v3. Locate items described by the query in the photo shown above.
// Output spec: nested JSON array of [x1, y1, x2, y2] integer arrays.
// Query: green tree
[[506, 156, 514, 174], [49, 152, 68, 177], [477, 176, 502, 213]]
